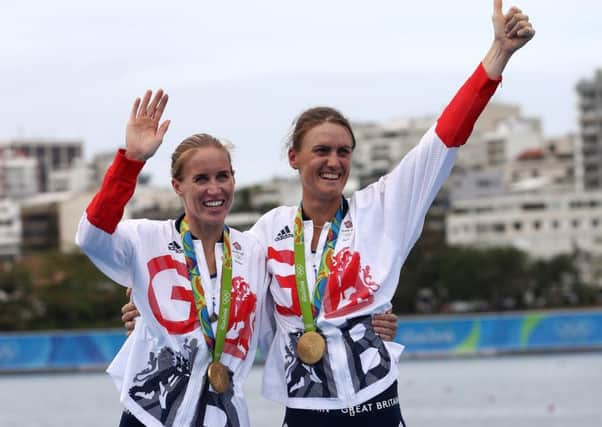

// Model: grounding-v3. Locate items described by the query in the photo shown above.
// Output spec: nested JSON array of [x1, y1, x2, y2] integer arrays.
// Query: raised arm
[[351, 1, 536, 286], [482, 0, 535, 78], [75, 89, 171, 287], [82, 89, 170, 234]]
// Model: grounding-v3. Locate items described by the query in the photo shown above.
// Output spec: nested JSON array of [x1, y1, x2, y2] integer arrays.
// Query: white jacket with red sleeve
[[249, 63, 501, 410], [75, 151, 268, 427]]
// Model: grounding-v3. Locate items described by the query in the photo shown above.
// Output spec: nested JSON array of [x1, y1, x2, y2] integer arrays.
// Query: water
[[0, 353, 600, 427]]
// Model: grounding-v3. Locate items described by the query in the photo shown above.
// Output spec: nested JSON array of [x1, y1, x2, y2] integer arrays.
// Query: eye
[[313, 146, 331, 155], [194, 174, 208, 183], [338, 147, 352, 157], [217, 171, 231, 181]]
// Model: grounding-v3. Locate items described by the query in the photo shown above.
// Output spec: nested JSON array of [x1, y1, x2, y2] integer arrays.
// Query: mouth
[[319, 172, 342, 181], [203, 200, 226, 208]]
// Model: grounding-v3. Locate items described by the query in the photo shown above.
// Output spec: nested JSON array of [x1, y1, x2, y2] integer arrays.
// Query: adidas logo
[[275, 225, 293, 241], [168, 241, 183, 253]]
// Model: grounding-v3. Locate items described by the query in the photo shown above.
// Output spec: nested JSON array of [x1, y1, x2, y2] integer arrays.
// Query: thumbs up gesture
[[483, 0, 535, 78], [492, 0, 535, 54]]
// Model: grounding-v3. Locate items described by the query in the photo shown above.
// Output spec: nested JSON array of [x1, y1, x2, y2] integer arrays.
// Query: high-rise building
[[577, 69, 602, 190]]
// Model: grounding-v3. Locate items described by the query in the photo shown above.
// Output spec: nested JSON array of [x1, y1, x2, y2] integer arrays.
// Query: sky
[[1, 0, 601, 188]]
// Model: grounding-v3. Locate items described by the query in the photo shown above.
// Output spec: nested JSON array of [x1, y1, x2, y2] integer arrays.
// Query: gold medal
[[209, 313, 218, 323], [296, 331, 326, 365], [207, 361, 230, 393]]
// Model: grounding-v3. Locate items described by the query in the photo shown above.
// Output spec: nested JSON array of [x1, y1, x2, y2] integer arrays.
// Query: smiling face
[[288, 122, 353, 205], [171, 146, 234, 230]]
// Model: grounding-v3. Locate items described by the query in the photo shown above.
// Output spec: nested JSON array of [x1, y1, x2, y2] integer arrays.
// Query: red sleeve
[[85, 149, 145, 233], [435, 63, 502, 148]]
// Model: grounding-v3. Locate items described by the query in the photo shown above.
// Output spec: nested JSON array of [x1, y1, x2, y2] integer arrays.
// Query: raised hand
[[125, 89, 170, 161], [492, 0, 535, 54], [483, 0, 535, 78]]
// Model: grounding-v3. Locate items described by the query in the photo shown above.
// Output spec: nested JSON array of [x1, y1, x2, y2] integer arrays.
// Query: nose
[[206, 179, 221, 194], [326, 151, 339, 167]]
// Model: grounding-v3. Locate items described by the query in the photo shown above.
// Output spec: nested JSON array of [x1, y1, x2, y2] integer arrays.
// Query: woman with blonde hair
[[77, 90, 268, 426]]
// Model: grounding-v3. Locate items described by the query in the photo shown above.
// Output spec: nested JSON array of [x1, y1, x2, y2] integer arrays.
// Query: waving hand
[[125, 89, 170, 161]]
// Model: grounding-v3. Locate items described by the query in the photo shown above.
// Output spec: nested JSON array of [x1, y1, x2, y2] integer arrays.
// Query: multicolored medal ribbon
[[180, 217, 232, 393], [293, 197, 348, 364]]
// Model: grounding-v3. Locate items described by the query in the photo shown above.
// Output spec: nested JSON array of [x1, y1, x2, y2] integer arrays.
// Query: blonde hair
[[171, 133, 233, 181]]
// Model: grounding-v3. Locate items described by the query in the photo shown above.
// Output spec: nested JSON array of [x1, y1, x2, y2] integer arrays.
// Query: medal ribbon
[[293, 197, 348, 332], [180, 217, 232, 362]]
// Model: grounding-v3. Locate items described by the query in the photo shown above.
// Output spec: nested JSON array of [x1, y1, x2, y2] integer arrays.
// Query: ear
[[172, 178, 183, 196], [288, 147, 299, 170]]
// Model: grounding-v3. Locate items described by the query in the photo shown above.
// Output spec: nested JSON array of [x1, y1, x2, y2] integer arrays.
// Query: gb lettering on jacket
[[267, 218, 380, 319], [146, 241, 257, 360]]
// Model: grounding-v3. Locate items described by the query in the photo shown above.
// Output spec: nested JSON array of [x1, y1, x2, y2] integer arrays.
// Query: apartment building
[[0, 139, 83, 193], [505, 134, 576, 193], [0, 148, 38, 199], [447, 191, 602, 259], [351, 115, 433, 188]]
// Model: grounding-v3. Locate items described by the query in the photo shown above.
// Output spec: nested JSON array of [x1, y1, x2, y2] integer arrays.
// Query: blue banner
[[2, 310, 602, 372], [0, 330, 125, 371], [394, 310, 602, 356]]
